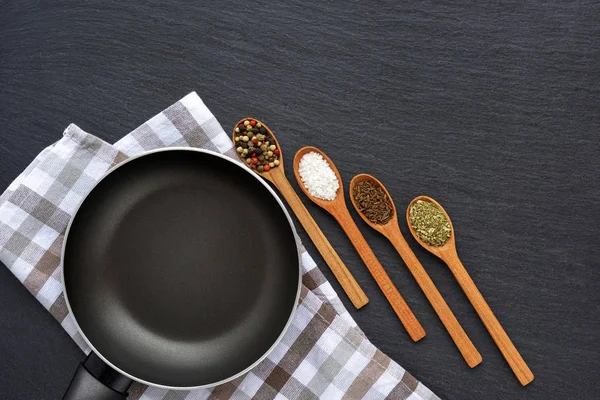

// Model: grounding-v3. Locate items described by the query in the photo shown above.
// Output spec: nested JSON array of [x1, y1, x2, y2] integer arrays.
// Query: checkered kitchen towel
[[0, 92, 439, 400]]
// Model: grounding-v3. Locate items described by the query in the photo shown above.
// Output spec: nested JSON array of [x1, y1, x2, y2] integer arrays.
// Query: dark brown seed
[[353, 181, 393, 225]]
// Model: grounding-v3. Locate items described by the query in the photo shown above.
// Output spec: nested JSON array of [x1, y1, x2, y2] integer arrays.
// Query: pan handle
[[62, 352, 132, 400]]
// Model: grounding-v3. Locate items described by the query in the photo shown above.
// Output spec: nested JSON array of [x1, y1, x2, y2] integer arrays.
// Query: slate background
[[1, 1, 599, 399]]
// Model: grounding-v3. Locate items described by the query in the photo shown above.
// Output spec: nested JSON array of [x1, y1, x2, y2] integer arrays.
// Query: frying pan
[[61, 148, 301, 399]]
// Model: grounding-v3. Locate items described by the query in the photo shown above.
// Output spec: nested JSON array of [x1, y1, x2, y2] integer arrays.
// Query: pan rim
[[60, 147, 303, 390]]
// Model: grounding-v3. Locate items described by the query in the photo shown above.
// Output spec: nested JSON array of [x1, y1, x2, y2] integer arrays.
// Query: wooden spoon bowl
[[405, 196, 457, 260], [292, 146, 346, 209], [349, 173, 400, 235], [232, 118, 286, 180], [406, 195, 534, 385], [349, 174, 481, 367]]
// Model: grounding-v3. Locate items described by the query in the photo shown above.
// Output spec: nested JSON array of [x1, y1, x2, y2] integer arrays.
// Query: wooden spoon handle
[[269, 172, 369, 309], [332, 207, 425, 341], [387, 230, 481, 366], [445, 253, 534, 385]]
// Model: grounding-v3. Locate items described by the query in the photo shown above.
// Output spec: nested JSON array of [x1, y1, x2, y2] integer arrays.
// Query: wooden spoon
[[293, 146, 425, 342], [406, 196, 534, 385], [231, 119, 368, 309], [349, 174, 482, 367]]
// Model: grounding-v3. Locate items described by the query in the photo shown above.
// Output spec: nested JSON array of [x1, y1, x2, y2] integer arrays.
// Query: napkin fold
[[0, 92, 439, 400]]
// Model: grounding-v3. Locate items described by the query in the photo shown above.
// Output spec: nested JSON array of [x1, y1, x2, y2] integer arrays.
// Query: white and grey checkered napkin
[[0, 92, 439, 400]]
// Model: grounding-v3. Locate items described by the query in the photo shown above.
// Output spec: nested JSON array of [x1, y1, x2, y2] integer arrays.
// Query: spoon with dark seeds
[[349, 174, 482, 367], [406, 196, 534, 386]]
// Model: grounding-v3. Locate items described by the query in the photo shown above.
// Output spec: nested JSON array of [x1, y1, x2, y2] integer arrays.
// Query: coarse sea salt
[[298, 152, 339, 200]]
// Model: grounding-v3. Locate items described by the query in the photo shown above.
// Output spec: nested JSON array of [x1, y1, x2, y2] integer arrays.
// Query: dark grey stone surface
[[1, 1, 598, 399]]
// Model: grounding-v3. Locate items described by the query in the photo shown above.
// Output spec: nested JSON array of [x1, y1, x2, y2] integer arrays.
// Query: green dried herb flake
[[409, 200, 451, 246]]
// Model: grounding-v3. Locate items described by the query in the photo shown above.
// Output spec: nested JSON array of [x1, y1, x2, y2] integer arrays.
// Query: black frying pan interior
[[63, 149, 300, 388]]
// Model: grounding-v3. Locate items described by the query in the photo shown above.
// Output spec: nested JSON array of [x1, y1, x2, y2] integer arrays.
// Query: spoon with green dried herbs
[[231, 118, 368, 310], [293, 147, 425, 342], [406, 196, 534, 386], [349, 174, 481, 368]]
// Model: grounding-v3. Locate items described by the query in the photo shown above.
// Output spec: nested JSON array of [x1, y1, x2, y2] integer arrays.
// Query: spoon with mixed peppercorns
[[231, 118, 368, 310], [233, 119, 281, 172]]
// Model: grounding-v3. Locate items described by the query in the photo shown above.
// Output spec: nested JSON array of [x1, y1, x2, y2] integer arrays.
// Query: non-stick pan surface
[[62, 149, 301, 389]]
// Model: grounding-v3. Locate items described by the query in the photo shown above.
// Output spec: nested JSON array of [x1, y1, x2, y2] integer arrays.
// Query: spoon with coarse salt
[[293, 146, 425, 342], [349, 174, 481, 367], [406, 196, 534, 385], [231, 118, 368, 309]]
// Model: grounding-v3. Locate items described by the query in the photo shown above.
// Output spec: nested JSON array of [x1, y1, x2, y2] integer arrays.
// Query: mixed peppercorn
[[234, 119, 281, 172]]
